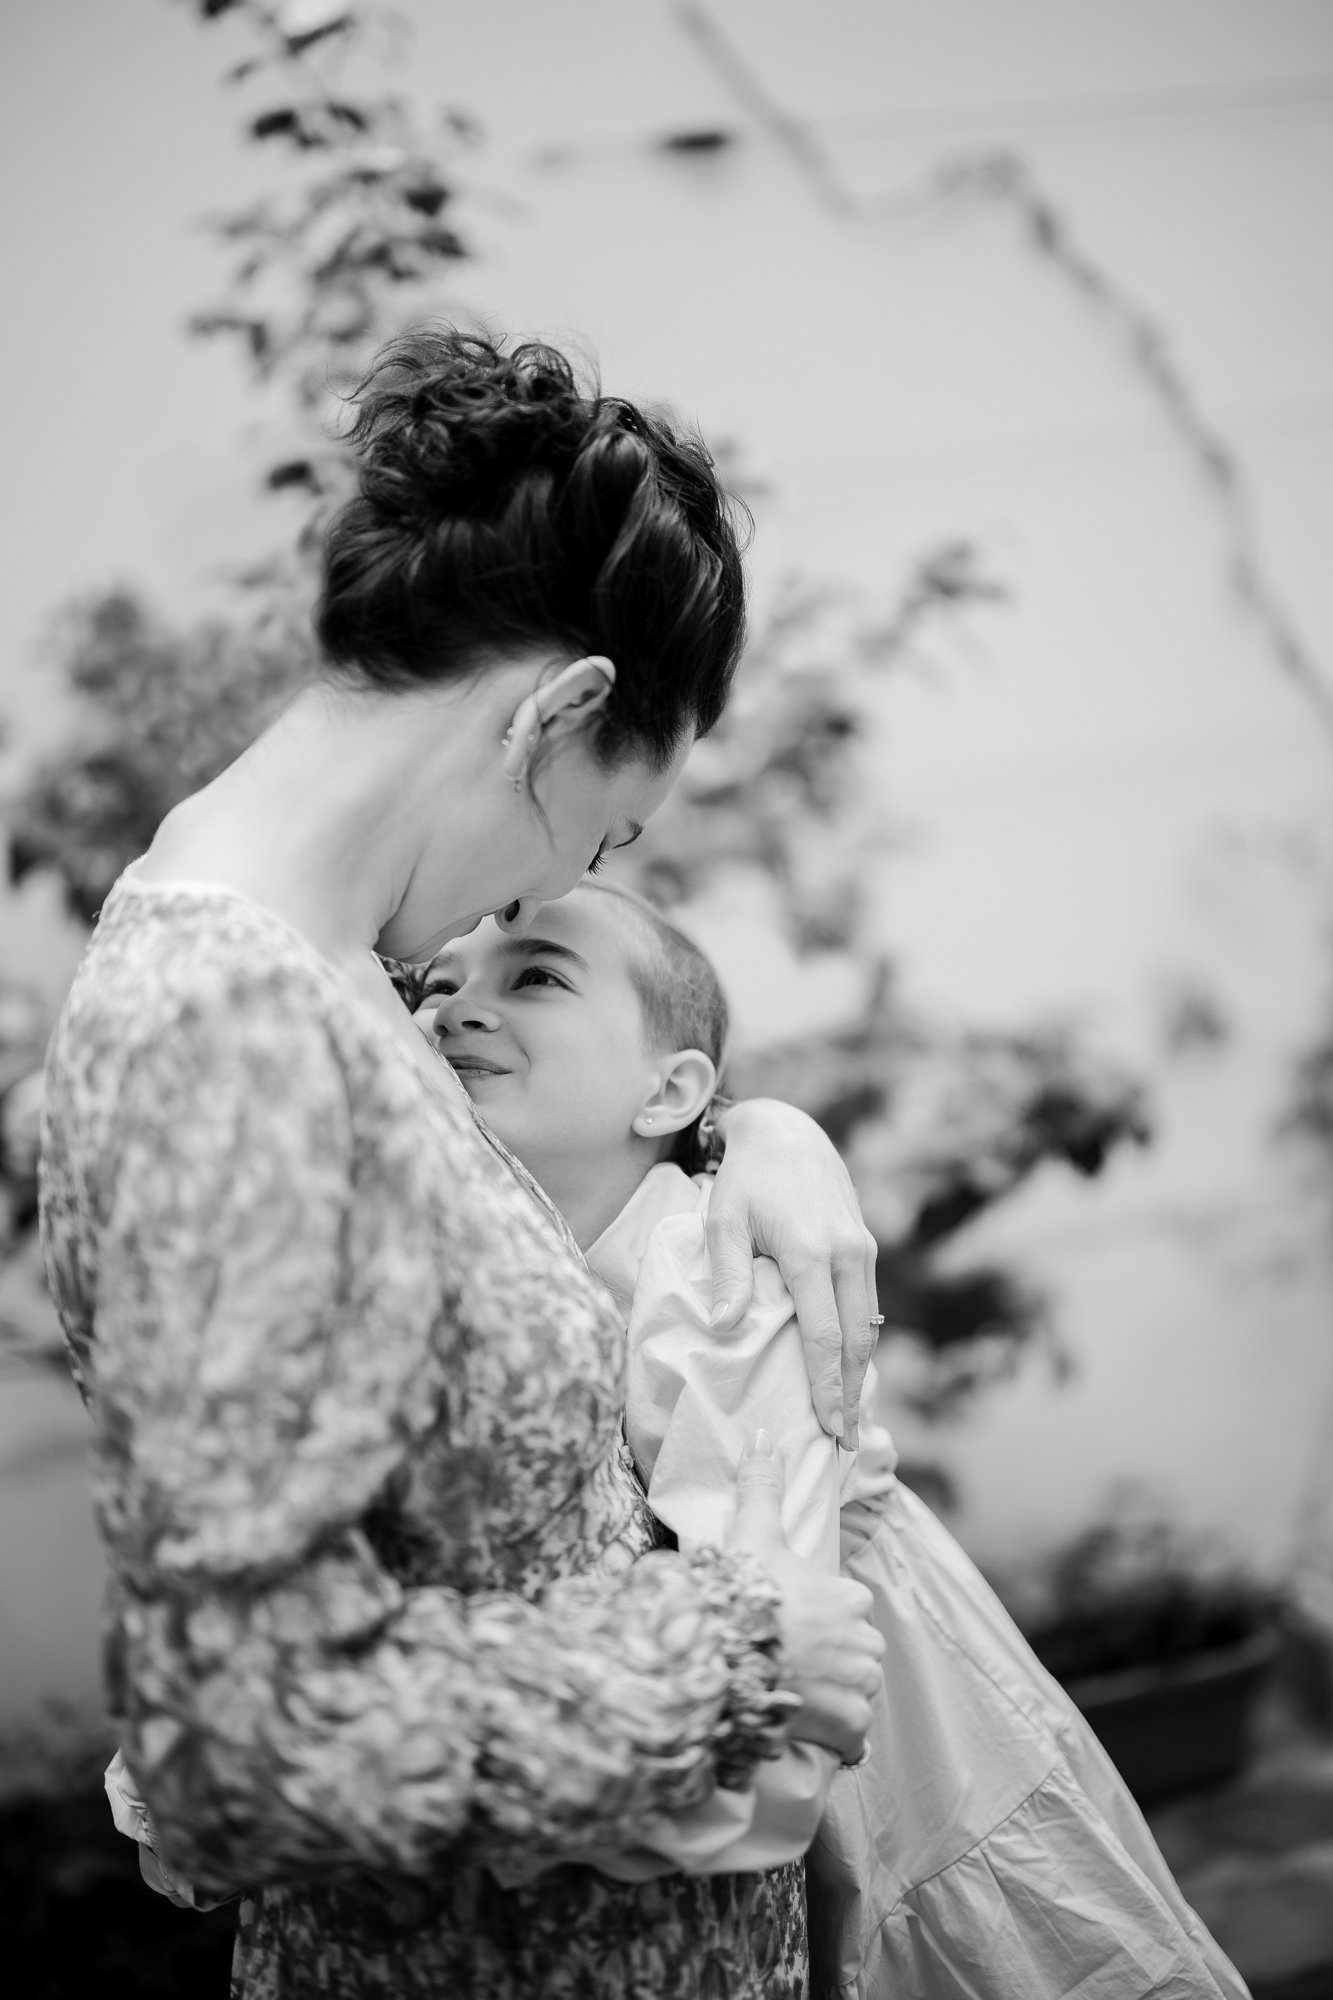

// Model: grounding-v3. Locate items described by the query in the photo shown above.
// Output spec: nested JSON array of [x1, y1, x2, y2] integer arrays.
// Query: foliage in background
[[0, 984, 48, 1367], [7, 591, 317, 925], [186, 0, 476, 513], [9, 0, 476, 920], [613, 560, 1150, 1431], [990, 1495, 1275, 1680], [1, 0, 1153, 1456]]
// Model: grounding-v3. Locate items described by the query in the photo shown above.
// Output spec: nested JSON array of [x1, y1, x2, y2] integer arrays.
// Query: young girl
[[408, 877, 1251, 2000]]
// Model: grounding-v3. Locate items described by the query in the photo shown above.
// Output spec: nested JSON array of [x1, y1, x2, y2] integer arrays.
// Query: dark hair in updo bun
[[315, 326, 750, 768]]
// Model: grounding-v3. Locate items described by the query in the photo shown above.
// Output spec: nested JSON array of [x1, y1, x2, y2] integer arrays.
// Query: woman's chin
[[379, 911, 486, 959]]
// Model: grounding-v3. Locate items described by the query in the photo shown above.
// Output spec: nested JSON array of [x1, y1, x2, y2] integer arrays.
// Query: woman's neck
[[139, 675, 497, 965]]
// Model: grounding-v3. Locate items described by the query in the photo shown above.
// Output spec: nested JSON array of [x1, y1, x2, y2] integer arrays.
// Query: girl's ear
[[632, 1049, 717, 1138]]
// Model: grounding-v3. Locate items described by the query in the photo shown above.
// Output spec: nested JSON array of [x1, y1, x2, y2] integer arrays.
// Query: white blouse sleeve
[[584, 1200, 843, 1878], [626, 1205, 844, 1573]]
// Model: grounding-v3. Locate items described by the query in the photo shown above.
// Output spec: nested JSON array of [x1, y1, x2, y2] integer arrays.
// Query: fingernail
[[746, 1428, 776, 1459], [710, 1296, 738, 1327], [828, 1410, 845, 1439]]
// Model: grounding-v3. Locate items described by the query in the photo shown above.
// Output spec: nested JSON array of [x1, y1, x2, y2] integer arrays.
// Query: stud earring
[[500, 698, 544, 793]]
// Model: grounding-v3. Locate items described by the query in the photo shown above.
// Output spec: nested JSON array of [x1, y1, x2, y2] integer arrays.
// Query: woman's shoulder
[[72, 876, 404, 1061], [50, 875, 418, 1138], [92, 872, 330, 998], [51, 875, 503, 1186]]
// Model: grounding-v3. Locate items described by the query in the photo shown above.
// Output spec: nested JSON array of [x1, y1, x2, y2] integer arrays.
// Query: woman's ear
[[502, 656, 615, 786], [632, 1049, 718, 1138]]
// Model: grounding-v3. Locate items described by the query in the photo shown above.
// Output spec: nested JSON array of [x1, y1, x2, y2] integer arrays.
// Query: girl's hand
[[709, 1098, 880, 1448], [726, 1433, 884, 1768]]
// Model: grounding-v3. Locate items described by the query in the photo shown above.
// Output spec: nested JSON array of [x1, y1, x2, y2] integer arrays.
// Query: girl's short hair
[[578, 880, 729, 1173], [316, 327, 750, 770]]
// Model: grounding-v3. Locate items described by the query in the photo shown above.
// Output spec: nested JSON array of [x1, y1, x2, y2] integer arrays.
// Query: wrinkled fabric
[[590, 1165, 896, 1569], [105, 1747, 232, 1911], [591, 1163, 1251, 2000], [583, 1737, 838, 1882], [41, 879, 809, 2000], [810, 1491, 1251, 1999]]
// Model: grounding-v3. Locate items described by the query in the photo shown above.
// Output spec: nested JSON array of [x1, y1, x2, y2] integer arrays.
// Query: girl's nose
[[433, 989, 503, 1037]]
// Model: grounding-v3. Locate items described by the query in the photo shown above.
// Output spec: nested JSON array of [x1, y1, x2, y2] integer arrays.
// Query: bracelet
[[687, 1546, 801, 1791]]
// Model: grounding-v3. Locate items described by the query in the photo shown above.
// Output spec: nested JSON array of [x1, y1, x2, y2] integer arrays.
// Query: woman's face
[[375, 720, 690, 963]]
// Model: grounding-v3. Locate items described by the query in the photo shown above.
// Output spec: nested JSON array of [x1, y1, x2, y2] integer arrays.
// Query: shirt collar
[[584, 1162, 704, 1320]]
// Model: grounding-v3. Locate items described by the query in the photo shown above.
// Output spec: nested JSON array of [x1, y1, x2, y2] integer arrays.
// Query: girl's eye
[[586, 849, 607, 877], [514, 966, 566, 990]]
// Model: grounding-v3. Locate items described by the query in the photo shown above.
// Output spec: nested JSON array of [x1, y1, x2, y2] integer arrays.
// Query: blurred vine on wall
[[0, 0, 1155, 1486], [611, 557, 1151, 1478]]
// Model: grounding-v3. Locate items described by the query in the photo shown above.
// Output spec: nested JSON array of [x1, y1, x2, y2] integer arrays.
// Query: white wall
[[3, 1, 1333, 1738], [422, 0, 1333, 1578]]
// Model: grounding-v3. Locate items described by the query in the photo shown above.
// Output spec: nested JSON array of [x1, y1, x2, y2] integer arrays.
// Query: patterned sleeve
[[61, 983, 793, 1895]]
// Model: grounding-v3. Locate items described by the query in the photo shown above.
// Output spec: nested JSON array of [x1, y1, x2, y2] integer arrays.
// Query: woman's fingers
[[787, 1242, 880, 1446], [704, 1205, 757, 1332], [830, 1227, 882, 1449], [704, 1100, 883, 1442], [785, 1262, 847, 1441]]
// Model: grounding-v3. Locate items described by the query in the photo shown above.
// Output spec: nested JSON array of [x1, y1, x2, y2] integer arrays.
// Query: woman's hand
[[709, 1098, 880, 1448], [726, 1433, 884, 1768]]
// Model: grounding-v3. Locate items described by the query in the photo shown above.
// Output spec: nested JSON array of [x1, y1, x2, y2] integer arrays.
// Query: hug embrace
[[41, 329, 1249, 1997]]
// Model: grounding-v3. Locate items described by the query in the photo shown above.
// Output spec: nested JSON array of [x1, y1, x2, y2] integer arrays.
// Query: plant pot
[[1064, 1626, 1279, 1805]]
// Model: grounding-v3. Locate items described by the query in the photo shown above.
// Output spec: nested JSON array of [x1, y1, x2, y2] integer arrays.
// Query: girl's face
[[374, 683, 690, 962], [415, 888, 661, 1178]]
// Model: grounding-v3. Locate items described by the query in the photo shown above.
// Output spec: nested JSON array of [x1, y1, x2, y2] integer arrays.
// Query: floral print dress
[[39, 877, 809, 1999]]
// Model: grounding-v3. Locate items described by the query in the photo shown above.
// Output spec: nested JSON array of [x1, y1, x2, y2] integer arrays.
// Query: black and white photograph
[[3, 5, 1333, 1995]]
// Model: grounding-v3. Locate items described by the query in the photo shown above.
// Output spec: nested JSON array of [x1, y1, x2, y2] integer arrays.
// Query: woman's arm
[[708, 1099, 880, 1450], [46, 990, 796, 1897]]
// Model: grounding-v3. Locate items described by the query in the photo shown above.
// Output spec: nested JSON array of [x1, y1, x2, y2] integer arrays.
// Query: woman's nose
[[494, 895, 542, 937], [433, 990, 502, 1037]]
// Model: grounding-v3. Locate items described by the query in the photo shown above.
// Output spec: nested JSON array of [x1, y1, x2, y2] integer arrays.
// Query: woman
[[39, 329, 885, 1998]]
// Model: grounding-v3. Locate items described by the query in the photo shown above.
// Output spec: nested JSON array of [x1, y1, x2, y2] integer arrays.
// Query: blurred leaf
[[282, 11, 352, 57], [401, 175, 449, 217], [659, 129, 735, 154], [251, 107, 301, 142], [265, 458, 319, 491]]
